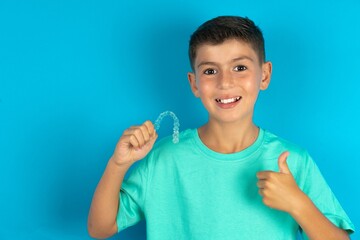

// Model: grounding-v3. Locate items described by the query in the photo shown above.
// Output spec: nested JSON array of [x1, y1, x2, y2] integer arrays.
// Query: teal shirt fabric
[[117, 128, 354, 239]]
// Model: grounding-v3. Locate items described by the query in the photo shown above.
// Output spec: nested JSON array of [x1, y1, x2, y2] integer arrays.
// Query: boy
[[88, 16, 354, 239]]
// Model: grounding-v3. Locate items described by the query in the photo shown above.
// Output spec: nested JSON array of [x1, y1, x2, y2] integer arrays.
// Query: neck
[[198, 119, 259, 154]]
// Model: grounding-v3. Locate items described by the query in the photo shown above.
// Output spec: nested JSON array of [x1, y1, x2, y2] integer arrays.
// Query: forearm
[[88, 157, 132, 238], [290, 192, 349, 240]]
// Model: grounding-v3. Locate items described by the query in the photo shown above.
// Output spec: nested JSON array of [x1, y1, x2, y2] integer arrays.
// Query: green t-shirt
[[117, 128, 354, 239]]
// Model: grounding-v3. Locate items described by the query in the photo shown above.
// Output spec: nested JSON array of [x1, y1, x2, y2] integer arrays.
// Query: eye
[[203, 68, 217, 75], [234, 65, 247, 72]]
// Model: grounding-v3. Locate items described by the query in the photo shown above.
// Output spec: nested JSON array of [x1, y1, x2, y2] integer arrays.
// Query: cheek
[[242, 78, 261, 92], [197, 79, 213, 94]]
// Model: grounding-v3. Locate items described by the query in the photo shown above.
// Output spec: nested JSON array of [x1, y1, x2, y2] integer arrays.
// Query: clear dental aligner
[[154, 111, 180, 144]]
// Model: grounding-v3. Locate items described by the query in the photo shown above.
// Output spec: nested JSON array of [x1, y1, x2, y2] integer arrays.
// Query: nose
[[217, 70, 235, 89]]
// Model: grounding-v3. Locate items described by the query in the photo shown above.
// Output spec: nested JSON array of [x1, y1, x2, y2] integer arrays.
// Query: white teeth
[[217, 97, 241, 104]]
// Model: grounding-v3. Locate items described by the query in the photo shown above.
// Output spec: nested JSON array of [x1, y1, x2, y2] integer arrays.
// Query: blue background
[[0, 0, 359, 239]]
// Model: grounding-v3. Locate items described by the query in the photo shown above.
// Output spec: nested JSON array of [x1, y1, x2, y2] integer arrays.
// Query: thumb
[[278, 151, 291, 174]]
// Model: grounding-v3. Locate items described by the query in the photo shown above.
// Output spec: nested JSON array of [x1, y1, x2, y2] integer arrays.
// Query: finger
[[256, 180, 266, 189], [143, 120, 155, 137], [139, 124, 150, 143], [122, 126, 136, 136], [123, 126, 143, 136], [148, 131, 158, 146], [256, 171, 273, 180], [123, 124, 152, 149], [126, 127, 145, 149], [129, 134, 140, 149], [258, 189, 264, 197], [278, 151, 291, 174]]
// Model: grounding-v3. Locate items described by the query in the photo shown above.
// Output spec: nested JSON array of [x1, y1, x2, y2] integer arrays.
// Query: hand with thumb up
[[256, 151, 305, 213]]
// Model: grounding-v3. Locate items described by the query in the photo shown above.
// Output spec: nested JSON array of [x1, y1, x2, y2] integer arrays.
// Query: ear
[[187, 72, 200, 98], [260, 61, 272, 90]]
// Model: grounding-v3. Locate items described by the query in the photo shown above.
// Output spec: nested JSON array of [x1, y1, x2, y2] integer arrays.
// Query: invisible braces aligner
[[154, 111, 180, 144]]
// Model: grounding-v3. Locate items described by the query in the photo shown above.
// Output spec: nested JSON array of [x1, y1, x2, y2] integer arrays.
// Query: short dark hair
[[188, 16, 265, 71]]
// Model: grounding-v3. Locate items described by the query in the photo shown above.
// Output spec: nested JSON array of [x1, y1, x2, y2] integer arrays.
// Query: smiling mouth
[[215, 96, 242, 104]]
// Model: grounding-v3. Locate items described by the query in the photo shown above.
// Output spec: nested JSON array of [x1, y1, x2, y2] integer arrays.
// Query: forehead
[[195, 39, 259, 66]]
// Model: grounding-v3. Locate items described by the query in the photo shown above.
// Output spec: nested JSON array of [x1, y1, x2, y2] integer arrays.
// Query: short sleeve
[[298, 152, 355, 238], [116, 153, 153, 232]]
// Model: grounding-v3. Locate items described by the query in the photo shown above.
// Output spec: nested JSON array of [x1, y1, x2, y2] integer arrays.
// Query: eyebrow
[[196, 56, 254, 69]]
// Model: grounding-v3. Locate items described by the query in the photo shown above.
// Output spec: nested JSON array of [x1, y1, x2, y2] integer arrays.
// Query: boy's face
[[188, 39, 272, 125]]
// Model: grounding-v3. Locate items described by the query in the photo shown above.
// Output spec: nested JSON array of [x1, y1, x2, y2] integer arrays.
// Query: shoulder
[[261, 128, 309, 160], [260, 128, 315, 180]]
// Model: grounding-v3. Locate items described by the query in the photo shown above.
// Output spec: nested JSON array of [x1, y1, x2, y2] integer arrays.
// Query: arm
[[88, 121, 157, 239], [87, 159, 131, 239], [291, 191, 349, 240], [257, 152, 349, 240]]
